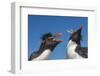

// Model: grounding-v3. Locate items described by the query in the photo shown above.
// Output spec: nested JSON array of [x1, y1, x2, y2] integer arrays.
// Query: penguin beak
[[77, 25, 82, 33], [47, 33, 62, 43], [54, 33, 63, 43], [55, 40, 62, 43], [54, 33, 62, 38], [48, 33, 62, 39]]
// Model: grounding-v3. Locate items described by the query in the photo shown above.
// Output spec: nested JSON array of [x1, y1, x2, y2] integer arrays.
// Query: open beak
[[77, 25, 82, 33], [48, 33, 62, 43], [54, 33, 62, 38], [54, 33, 63, 43]]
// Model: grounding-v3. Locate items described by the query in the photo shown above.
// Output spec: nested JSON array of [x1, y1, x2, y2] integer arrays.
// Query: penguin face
[[46, 36, 62, 47], [41, 33, 62, 51], [69, 26, 82, 45]]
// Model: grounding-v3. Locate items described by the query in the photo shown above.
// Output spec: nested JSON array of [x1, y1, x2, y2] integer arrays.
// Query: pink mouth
[[48, 33, 63, 43], [54, 33, 62, 43], [56, 40, 63, 43]]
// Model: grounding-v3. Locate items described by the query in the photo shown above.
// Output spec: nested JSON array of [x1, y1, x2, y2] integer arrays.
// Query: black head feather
[[69, 26, 82, 45], [41, 33, 52, 40]]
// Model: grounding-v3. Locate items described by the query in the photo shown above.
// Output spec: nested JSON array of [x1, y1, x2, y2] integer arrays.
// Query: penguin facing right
[[28, 33, 62, 61]]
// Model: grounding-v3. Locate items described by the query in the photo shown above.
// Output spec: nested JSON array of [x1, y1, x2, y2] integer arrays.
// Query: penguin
[[28, 33, 62, 61], [67, 26, 88, 59]]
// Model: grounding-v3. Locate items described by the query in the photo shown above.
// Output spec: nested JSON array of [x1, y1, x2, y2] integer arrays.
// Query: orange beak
[[54, 33, 62, 38]]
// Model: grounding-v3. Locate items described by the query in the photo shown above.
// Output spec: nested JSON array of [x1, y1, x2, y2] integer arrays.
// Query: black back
[[75, 45, 88, 58]]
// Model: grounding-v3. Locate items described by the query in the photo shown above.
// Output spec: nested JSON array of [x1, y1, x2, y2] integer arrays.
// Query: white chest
[[67, 40, 83, 59], [32, 49, 52, 60]]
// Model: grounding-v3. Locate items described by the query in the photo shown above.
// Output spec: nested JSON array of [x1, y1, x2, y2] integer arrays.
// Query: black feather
[[75, 46, 88, 58], [41, 33, 52, 40]]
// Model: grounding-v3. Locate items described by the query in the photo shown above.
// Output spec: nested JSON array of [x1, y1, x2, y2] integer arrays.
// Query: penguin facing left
[[28, 33, 62, 61], [67, 26, 88, 59]]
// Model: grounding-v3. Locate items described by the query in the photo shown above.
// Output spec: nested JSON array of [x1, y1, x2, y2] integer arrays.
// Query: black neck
[[38, 42, 46, 54], [38, 42, 57, 53], [74, 39, 81, 45]]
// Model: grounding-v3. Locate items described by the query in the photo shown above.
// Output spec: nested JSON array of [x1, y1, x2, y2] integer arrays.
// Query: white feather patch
[[67, 40, 83, 59], [32, 49, 52, 60]]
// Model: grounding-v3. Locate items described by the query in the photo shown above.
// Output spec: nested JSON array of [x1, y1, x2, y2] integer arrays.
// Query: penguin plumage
[[67, 26, 88, 59], [29, 33, 62, 61]]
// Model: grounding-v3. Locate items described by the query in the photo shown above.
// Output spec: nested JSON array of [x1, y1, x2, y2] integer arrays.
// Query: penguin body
[[29, 33, 62, 61], [67, 40, 84, 59], [67, 26, 88, 59], [32, 49, 51, 60]]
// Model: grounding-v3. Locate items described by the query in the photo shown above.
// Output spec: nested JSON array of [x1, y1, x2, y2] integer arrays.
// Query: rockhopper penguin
[[67, 26, 88, 59], [29, 33, 62, 61]]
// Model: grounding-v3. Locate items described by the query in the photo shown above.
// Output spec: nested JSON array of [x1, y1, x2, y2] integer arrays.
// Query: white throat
[[32, 49, 52, 60], [67, 40, 83, 59]]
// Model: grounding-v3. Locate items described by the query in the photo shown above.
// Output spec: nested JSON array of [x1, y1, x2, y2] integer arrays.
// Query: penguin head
[[41, 33, 62, 51], [69, 26, 82, 45]]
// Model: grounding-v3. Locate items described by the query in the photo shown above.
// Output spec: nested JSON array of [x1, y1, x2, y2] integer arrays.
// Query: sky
[[28, 15, 88, 60]]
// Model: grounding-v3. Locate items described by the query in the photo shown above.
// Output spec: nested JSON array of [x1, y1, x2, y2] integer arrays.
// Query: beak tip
[[57, 40, 63, 43]]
